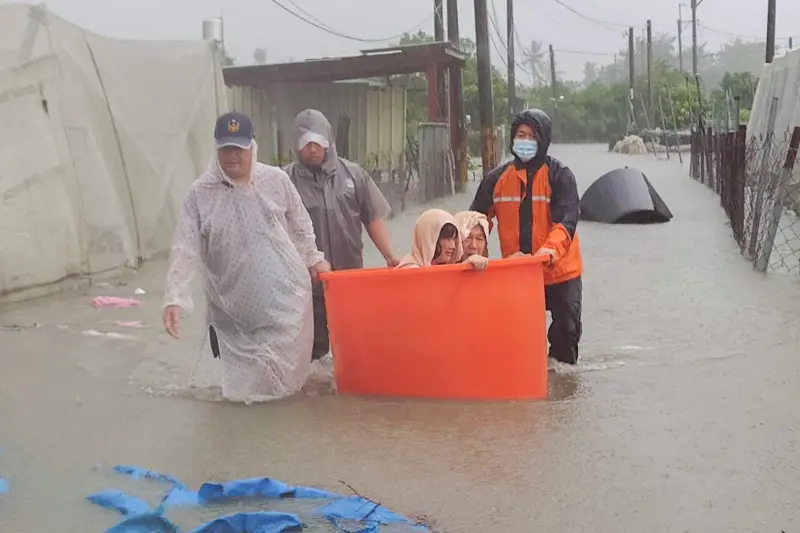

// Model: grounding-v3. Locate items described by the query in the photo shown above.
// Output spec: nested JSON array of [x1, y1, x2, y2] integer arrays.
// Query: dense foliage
[[397, 31, 767, 144]]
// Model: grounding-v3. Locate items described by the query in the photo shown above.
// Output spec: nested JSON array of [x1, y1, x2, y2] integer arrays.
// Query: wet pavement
[[2, 144, 800, 532]]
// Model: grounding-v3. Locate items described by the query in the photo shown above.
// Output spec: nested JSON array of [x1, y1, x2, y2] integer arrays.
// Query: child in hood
[[396, 209, 488, 270]]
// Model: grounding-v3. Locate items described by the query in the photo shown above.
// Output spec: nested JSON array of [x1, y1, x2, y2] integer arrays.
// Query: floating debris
[[81, 330, 138, 341], [88, 465, 428, 533], [92, 296, 143, 308]]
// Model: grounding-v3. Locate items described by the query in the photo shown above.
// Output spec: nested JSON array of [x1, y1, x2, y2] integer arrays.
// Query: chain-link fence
[[690, 124, 800, 274]]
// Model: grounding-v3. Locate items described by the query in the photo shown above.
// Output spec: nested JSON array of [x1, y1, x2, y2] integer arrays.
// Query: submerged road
[[1, 144, 800, 532]]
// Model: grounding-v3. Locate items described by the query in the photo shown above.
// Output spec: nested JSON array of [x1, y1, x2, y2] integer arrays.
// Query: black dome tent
[[579, 167, 673, 224]]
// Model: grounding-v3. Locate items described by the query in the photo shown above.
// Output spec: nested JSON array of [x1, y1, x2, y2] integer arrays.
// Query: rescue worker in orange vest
[[469, 109, 583, 365]]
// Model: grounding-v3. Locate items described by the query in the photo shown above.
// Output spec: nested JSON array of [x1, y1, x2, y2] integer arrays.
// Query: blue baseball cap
[[214, 111, 254, 149]]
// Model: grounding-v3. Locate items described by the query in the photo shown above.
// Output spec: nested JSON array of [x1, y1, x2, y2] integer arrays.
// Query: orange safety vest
[[488, 163, 583, 286]]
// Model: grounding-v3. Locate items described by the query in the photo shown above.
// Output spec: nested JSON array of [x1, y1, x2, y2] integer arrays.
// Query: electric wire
[[540, 0, 634, 32], [269, 0, 434, 43], [699, 23, 799, 42]]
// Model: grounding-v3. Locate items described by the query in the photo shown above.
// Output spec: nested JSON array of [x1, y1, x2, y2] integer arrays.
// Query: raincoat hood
[[283, 111, 393, 272], [454, 211, 490, 258], [510, 108, 552, 163], [396, 209, 463, 268], [293, 109, 338, 176], [208, 140, 260, 183]]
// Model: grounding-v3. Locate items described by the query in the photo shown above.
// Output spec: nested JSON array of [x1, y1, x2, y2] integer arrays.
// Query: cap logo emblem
[[227, 119, 240, 133]]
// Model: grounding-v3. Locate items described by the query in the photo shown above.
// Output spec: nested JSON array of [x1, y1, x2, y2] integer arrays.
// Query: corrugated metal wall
[[226, 82, 406, 169]]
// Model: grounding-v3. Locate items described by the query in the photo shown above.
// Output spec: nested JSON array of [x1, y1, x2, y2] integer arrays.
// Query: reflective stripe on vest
[[495, 195, 550, 203]]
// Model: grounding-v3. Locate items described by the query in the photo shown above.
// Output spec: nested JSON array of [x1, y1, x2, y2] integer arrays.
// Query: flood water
[[2, 144, 800, 532]]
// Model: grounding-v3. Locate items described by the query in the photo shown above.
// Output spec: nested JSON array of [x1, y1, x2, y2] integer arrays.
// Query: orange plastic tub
[[319, 255, 549, 400]]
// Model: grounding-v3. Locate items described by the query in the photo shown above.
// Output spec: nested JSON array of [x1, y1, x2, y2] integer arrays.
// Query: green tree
[[708, 71, 759, 127], [520, 56, 701, 142], [702, 39, 765, 89], [582, 62, 598, 85], [395, 31, 760, 146], [523, 40, 547, 86]]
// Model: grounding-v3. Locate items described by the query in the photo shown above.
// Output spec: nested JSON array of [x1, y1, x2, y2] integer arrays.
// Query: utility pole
[[433, 0, 444, 42], [507, 0, 516, 117], [766, 0, 776, 63], [434, 0, 446, 119], [628, 27, 635, 131], [641, 28, 647, 74], [790, 37, 794, 50], [647, 20, 653, 117], [677, 10, 684, 73], [474, 0, 496, 172], [447, 0, 467, 189], [549, 44, 557, 138], [220, 11, 226, 62], [690, 0, 697, 75], [549, 44, 557, 102]]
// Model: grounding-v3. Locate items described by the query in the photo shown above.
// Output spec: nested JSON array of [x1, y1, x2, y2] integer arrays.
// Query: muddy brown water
[[2, 145, 800, 532]]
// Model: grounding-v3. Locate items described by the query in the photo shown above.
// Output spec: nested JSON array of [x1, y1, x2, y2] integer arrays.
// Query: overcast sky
[[31, 0, 800, 81]]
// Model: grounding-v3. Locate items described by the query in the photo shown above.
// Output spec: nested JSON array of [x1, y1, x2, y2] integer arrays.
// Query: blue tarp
[[114, 465, 188, 490], [88, 465, 427, 533], [105, 514, 181, 533], [0, 448, 7, 495]]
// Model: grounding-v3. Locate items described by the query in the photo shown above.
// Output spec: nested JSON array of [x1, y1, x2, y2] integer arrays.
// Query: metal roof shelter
[[223, 42, 466, 123], [224, 42, 464, 84]]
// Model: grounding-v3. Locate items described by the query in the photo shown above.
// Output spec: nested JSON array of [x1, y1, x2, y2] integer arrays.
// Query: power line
[[489, 0, 507, 48], [540, 0, 634, 32], [269, 0, 434, 43], [699, 23, 799, 41], [517, 0, 625, 39], [485, 19, 533, 87], [487, 28, 510, 70], [281, 0, 340, 34], [554, 48, 617, 57], [514, 0, 627, 79], [513, 26, 526, 56], [487, 5, 532, 75]]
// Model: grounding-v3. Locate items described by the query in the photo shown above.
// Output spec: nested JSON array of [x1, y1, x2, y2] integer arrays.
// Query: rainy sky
[[36, 0, 800, 81]]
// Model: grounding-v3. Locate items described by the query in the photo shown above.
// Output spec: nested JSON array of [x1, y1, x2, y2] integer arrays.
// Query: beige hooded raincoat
[[396, 209, 464, 268]]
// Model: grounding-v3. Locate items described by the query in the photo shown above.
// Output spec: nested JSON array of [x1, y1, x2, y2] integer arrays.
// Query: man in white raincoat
[[284, 109, 397, 360], [162, 111, 330, 402]]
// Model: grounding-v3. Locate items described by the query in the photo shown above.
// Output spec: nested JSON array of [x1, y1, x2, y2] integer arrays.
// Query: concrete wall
[[227, 81, 407, 170]]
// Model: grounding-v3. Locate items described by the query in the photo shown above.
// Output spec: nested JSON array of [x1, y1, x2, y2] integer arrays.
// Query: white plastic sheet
[[747, 48, 800, 140], [0, 56, 84, 293], [0, 5, 225, 298]]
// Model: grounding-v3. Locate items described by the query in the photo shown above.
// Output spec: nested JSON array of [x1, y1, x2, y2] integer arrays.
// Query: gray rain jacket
[[284, 109, 391, 270]]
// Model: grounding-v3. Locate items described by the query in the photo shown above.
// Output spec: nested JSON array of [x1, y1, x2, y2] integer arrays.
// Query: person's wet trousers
[[544, 276, 582, 364], [518, 165, 582, 364], [311, 284, 329, 360]]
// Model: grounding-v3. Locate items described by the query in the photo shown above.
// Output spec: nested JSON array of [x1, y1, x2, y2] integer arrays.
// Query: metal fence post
[[418, 122, 453, 203], [734, 125, 747, 246]]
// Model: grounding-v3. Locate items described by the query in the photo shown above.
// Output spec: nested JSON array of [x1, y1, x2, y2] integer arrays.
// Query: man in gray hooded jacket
[[284, 109, 398, 360]]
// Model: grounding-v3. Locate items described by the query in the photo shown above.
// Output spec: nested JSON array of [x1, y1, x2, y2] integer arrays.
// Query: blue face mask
[[513, 139, 538, 163]]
